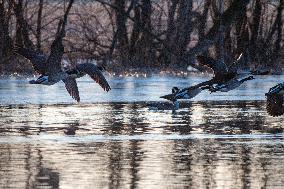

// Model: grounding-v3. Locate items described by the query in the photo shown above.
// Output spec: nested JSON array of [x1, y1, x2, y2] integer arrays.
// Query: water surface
[[0, 75, 284, 189]]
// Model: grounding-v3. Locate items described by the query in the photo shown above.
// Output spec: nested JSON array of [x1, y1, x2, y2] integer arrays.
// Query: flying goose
[[14, 45, 111, 102], [160, 54, 245, 101], [14, 0, 110, 102], [265, 82, 284, 116], [160, 53, 253, 108]]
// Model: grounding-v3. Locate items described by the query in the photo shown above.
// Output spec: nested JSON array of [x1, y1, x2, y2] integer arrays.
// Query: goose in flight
[[14, 45, 111, 102], [160, 53, 253, 109], [13, 0, 110, 102], [265, 82, 284, 116]]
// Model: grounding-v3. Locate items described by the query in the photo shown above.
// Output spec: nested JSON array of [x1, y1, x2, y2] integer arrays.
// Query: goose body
[[29, 75, 50, 85], [208, 76, 254, 93], [29, 72, 68, 85], [160, 86, 202, 101]]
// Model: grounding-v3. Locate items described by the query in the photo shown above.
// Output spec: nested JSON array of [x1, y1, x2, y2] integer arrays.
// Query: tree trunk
[[235, 5, 248, 55], [129, 5, 141, 57], [160, 0, 178, 66], [138, 0, 154, 67], [198, 0, 211, 41], [36, 0, 44, 51], [114, 0, 129, 64], [275, 0, 283, 52], [250, 0, 262, 47], [173, 0, 193, 67], [13, 0, 35, 49], [216, 0, 225, 63], [0, 0, 13, 64]]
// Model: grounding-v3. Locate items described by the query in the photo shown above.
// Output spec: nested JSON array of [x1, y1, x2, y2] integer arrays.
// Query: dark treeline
[[0, 0, 283, 74]]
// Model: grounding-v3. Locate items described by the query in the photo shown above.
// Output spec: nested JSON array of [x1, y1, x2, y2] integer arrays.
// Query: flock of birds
[[14, 41, 284, 116], [12, 14, 283, 116]]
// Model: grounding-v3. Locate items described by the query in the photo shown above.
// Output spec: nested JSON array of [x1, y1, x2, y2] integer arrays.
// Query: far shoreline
[[1, 65, 284, 78]]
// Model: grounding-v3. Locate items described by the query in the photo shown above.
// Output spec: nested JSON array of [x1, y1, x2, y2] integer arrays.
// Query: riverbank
[[1, 57, 283, 77]]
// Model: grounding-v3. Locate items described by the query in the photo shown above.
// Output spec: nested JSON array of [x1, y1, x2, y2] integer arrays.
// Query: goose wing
[[45, 36, 65, 77], [196, 55, 229, 76], [76, 63, 111, 92], [62, 77, 80, 102], [14, 45, 47, 74]]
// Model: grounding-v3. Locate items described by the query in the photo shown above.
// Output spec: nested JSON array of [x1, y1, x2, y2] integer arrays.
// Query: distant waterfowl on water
[[265, 82, 284, 117]]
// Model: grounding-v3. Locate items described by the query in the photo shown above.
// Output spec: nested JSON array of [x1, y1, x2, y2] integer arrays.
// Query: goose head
[[172, 87, 180, 94], [246, 76, 255, 80], [241, 76, 255, 82]]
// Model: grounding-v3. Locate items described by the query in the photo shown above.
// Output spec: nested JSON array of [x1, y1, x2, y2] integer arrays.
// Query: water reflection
[[0, 101, 283, 188]]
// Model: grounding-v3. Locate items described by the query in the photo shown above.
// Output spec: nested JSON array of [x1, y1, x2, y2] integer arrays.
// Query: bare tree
[[1, 0, 284, 74], [0, 0, 13, 64]]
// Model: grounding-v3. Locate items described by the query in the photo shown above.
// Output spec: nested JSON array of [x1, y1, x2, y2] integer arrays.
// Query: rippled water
[[0, 75, 284, 189]]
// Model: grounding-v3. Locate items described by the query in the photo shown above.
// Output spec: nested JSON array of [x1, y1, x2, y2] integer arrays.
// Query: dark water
[[0, 75, 284, 189]]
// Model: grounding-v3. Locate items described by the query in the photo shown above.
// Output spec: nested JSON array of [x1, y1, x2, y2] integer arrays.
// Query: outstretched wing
[[196, 55, 228, 76], [76, 63, 111, 92], [62, 77, 80, 102], [45, 34, 65, 76], [14, 45, 47, 74]]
